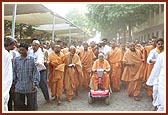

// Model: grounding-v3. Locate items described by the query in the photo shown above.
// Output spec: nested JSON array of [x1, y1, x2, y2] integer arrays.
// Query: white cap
[[33, 40, 40, 45]]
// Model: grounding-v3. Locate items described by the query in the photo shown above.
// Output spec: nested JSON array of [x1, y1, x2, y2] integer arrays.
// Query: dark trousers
[[8, 85, 15, 111], [34, 70, 50, 110], [8, 90, 15, 111], [39, 70, 49, 100], [14, 92, 36, 111]]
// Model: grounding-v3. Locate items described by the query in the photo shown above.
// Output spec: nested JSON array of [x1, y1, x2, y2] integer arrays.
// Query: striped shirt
[[13, 55, 40, 93]]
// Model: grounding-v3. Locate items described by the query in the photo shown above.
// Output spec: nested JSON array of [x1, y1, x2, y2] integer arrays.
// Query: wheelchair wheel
[[105, 93, 110, 105], [88, 92, 93, 104]]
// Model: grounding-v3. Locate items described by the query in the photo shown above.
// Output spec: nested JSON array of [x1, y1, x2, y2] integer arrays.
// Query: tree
[[4, 20, 36, 39], [4, 20, 12, 36], [87, 4, 159, 42], [65, 8, 94, 37], [24, 25, 35, 37]]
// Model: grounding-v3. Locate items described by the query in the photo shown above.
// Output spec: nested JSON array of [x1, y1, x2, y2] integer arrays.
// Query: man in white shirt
[[28, 40, 50, 110], [98, 38, 111, 58], [146, 38, 164, 110], [48, 41, 55, 55], [147, 38, 164, 64], [146, 52, 165, 111], [3, 37, 16, 111]]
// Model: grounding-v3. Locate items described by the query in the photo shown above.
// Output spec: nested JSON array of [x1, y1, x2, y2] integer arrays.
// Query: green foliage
[[24, 25, 35, 36], [65, 8, 94, 37], [87, 4, 159, 38], [4, 20, 12, 34], [4, 20, 35, 38], [41, 32, 52, 40]]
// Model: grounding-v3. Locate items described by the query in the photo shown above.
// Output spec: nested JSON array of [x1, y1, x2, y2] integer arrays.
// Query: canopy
[[4, 4, 50, 15], [4, 4, 67, 25], [3, 3, 91, 40], [4, 12, 68, 26], [34, 23, 88, 40], [34, 24, 83, 34]]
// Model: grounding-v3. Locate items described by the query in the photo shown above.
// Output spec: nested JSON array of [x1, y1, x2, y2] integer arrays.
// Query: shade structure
[[4, 4, 50, 15], [34, 23, 82, 34], [3, 3, 91, 41], [34, 23, 91, 40], [4, 12, 68, 26], [4, 4, 69, 26]]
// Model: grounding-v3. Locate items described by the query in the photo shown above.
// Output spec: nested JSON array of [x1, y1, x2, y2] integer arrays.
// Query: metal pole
[[12, 4, 17, 39], [69, 24, 71, 45], [52, 15, 55, 42]]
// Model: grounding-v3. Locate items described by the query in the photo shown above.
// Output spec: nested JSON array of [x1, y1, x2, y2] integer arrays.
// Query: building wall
[[132, 4, 164, 42]]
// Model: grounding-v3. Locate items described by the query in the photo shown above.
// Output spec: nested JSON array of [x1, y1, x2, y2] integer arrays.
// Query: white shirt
[[48, 48, 53, 55], [146, 52, 164, 86], [146, 52, 165, 111], [3, 49, 13, 108], [28, 48, 46, 71], [147, 48, 159, 64], [99, 45, 111, 58]]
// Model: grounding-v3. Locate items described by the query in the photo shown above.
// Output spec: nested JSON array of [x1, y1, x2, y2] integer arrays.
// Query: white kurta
[[146, 52, 165, 111], [3, 49, 13, 111], [147, 48, 159, 64], [28, 48, 46, 71], [99, 45, 111, 58]]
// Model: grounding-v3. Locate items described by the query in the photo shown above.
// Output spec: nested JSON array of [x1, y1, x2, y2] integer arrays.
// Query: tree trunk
[[128, 25, 132, 42], [123, 30, 126, 44]]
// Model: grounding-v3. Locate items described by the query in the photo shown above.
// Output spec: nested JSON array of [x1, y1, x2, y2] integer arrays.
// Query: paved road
[[37, 84, 154, 112]]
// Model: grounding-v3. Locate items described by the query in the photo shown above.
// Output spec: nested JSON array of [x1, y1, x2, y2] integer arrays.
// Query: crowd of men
[[3, 36, 165, 111]]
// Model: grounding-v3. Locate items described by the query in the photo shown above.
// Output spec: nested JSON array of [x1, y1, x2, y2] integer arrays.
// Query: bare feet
[[67, 98, 72, 102], [134, 96, 141, 101], [57, 100, 61, 105]]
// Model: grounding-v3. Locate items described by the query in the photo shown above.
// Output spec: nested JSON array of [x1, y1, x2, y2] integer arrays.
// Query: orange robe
[[142, 45, 154, 97], [91, 59, 110, 90], [135, 44, 144, 53], [143, 45, 154, 81], [61, 47, 69, 54], [91, 45, 99, 58], [79, 49, 96, 89], [121, 48, 128, 72], [64, 53, 83, 100], [121, 49, 144, 97], [107, 47, 123, 92], [48, 51, 65, 97]]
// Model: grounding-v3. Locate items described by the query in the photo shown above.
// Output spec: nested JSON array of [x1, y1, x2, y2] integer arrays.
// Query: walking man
[[28, 40, 50, 109], [48, 45, 65, 105], [121, 42, 144, 101], [64, 46, 83, 102], [13, 42, 40, 111]]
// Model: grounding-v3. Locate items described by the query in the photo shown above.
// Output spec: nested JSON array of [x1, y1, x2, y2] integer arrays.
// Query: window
[[148, 33, 150, 39], [152, 32, 154, 37], [156, 31, 159, 37], [141, 36, 143, 41], [151, 10, 154, 18], [161, 4, 164, 12], [162, 30, 164, 37], [155, 7, 159, 15], [144, 35, 146, 41]]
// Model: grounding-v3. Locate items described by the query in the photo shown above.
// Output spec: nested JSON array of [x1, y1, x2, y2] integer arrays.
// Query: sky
[[43, 3, 88, 17]]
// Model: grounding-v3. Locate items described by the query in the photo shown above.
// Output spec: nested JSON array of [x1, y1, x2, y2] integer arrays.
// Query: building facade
[[132, 4, 164, 42]]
